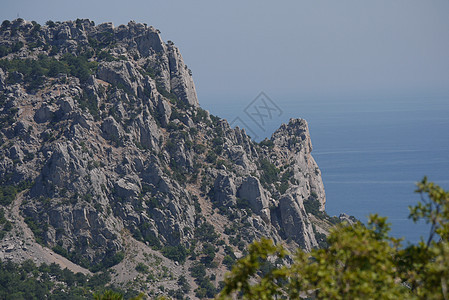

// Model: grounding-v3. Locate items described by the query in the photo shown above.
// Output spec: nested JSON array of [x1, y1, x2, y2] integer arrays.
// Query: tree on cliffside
[[219, 177, 449, 299]]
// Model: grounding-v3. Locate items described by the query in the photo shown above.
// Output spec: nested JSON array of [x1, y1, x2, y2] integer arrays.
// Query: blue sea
[[201, 94, 449, 244]]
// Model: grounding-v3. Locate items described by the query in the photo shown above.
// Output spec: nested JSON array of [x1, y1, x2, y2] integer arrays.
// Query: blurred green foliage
[[220, 177, 449, 299]]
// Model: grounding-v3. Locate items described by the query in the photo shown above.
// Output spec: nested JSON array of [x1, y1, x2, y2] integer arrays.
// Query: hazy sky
[[1, 0, 448, 102]]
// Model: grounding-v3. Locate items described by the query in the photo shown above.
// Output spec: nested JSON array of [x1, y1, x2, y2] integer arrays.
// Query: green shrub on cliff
[[220, 177, 449, 299]]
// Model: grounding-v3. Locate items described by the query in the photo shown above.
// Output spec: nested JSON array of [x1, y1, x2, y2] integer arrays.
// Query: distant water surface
[[201, 94, 449, 243]]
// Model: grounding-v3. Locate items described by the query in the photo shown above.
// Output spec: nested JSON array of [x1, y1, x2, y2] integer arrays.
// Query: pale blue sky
[[1, 0, 448, 102]]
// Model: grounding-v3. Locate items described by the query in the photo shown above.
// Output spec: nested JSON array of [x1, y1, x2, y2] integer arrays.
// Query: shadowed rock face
[[0, 19, 331, 274], [238, 176, 269, 216]]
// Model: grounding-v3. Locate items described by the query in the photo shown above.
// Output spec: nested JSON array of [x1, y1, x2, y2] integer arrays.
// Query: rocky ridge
[[0, 18, 342, 298]]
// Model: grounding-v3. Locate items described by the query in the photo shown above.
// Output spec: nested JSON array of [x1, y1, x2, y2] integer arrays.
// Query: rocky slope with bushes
[[0, 18, 345, 298]]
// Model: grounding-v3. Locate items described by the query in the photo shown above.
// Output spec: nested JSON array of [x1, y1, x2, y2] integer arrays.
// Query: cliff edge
[[0, 19, 339, 298]]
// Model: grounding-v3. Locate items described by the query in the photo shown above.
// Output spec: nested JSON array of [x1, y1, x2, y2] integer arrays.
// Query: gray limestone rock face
[[135, 28, 165, 55], [57, 97, 75, 115], [279, 194, 318, 251], [34, 105, 55, 123], [164, 133, 194, 170], [101, 116, 124, 141], [228, 146, 250, 169], [272, 118, 326, 210], [44, 204, 122, 260], [214, 172, 237, 207], [56, 23, 72, 40], [0, 68, 5, 91], [97, 22, 114, 34], [72, 112, 91, 130], [272, 118, 312, 153], [166, 44, 199, 107], [40, 144, 72, 188], [114, 102, 128, 120], [136, 116, 161, 150], [114, 177, 141, 201], [238, 176, 270, 221], [8, 144, 23, 161], [157, 96, 172, 126], [97, 61, 142, 97], [13, 121, 28, 137]]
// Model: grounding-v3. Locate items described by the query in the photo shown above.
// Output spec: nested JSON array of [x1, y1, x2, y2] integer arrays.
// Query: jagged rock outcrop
[[272, 118, 326, 210], [237, 176, 270, 221], [214, 172, 237, 207], [166, 43, 198, 107], [0, 18, 335, 297], [279, 194, 318, 250], [101, 116, 124, 141]]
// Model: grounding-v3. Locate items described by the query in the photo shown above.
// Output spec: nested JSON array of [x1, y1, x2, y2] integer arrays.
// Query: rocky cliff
[[0, 19, 340, 298]]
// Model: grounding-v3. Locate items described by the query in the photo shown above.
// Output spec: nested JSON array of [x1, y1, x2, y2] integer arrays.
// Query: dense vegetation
[[0, 208, 12, 239], [0, 180, 33, 206], [0, 259, 142, 299], [219, 177, 449, 299], [0, 54, 98, 91]]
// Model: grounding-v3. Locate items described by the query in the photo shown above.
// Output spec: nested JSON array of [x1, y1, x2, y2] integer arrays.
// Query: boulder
[[114, 177, 141, 200], [157, 96, 172, 126], [237, 176, 270, 221], [101, 116, 124, 141], [34, 105, 55, 123], [279, 194, 318, 251], [214, 172, 237, 206], [97, 61, 142, 97]]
